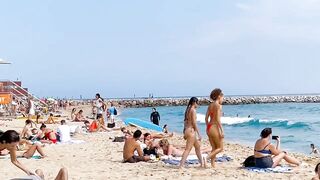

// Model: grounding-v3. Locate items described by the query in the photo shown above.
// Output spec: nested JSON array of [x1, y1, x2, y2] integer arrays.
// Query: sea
[[119, 103, 320, 154]]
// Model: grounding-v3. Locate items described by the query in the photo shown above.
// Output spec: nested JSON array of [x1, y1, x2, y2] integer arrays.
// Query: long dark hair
[[184, 97, 198, 121], [0, 130, 20, 144]]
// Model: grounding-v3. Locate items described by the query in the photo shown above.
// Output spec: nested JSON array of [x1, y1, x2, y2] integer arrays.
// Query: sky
[[1, 0, 320, 99]]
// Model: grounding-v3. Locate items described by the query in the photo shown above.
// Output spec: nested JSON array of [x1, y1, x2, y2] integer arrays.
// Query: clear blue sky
[[0, 0, 320, 98]]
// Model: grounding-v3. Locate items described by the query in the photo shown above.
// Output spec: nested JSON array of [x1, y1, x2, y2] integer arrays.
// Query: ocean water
[[119, 103, 320, 154]]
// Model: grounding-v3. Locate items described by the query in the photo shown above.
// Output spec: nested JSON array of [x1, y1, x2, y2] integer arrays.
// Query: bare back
[[123, 138, 142, 160], [207, 102, 221, 125], [184, 107, 196, 131]]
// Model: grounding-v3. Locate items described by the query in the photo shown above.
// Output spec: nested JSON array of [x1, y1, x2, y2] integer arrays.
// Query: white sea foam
[[196, 113, 254, 125]]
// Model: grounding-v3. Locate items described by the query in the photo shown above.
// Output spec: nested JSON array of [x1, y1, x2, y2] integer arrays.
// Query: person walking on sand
[[205, 88, 224, 168], [179, 97, 203, 168], [150, 108, 160, 126], [27, 97, 35, 120], [94, 93, 105, 120]]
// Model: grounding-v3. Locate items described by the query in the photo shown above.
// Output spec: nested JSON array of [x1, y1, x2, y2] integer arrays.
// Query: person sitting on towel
[[254, 128, 300, 168], [123, 130, 150, 163]]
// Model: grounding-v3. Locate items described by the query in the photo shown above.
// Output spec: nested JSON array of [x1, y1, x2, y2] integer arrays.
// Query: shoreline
[[103, 95, 320, 108]]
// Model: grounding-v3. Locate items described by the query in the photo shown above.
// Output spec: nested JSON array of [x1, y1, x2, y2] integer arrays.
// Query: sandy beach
[[0, 105, 318, 180]]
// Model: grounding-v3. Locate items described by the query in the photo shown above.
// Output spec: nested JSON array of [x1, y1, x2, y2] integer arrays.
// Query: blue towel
[[163, 155, 232, 166], [245, 166, 293, 173]]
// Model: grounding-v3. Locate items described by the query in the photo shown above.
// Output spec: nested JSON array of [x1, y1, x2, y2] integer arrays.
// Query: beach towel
[[245, 166, 293, 173], [0, 155, 42, 160], [11, 174, 42, 180], [10, 175, 42, 180], [162, 154, 232, 166], [57, 139, 85, 144]]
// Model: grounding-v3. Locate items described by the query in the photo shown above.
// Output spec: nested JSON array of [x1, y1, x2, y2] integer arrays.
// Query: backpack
[[113, 108, 117, 115], [243, 155, 256, 167]]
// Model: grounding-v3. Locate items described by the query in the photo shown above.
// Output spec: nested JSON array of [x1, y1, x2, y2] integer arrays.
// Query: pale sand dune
[[0, 106, 318, 179]]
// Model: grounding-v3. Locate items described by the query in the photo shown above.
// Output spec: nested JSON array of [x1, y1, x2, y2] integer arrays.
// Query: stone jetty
[[106, 95, 320, 108]]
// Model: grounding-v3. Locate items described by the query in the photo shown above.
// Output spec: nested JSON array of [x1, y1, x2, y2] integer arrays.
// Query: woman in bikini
[[205, 88, 224, 168], [254, 128, 299, 168], [179, 97, 203, 168], [40, 124, 57, 144], [0, 130, 36, 176]]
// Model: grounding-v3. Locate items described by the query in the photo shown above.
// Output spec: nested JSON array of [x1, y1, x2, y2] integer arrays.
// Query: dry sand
[[0, 105, 318, 180]]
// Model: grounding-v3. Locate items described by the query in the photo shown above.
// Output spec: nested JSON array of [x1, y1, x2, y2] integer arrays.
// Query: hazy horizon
[[1, 1, 320, 98]]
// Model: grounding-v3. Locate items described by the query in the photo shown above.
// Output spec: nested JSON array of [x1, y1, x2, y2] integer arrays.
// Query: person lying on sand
[[254, 128, 300, 168], [158, 139, 211, 157], [123, 130, 150, 163], [83, 120, 105, 132], [144, 132, 173, 142], [15, 167, 68, 180], [111, 127, 133, 142], [40, 124, 57, 144], [312, 163, 320, 180], [29, 128, 53, 144], [120, 127, 134, 139]]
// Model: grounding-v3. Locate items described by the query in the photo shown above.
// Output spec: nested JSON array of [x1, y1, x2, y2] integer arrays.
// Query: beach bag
[[243, 155, 256, 167], [114, 108, 117, 115], [143, 147, 157, 156]]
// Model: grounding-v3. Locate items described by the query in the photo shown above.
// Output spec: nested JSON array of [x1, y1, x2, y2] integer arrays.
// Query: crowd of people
[[0, 93, 121, 179], [1, 90, 320, 179]]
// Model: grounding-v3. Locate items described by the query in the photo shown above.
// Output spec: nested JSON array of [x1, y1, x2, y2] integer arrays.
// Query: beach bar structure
[[0, 81, 29, 105]]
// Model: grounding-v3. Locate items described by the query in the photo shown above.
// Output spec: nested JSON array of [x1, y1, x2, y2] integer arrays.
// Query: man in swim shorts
[[123, 130, 150, 163]]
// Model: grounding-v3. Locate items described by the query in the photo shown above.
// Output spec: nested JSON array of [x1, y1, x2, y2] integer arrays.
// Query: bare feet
[[203, 156, 207, 168], [211, 159, 216, 168]]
